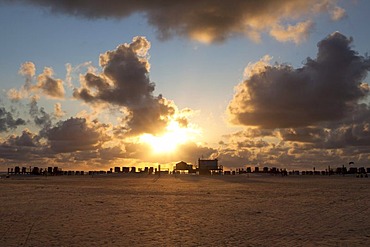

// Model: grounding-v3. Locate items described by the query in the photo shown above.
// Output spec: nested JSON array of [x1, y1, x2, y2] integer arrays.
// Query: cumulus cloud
[[74, 36, 152, 106], [219, 101, 370, 169], [269, 20, 314, 44], [278, 127, 328, 144], [36, 67, 65, 99], [18, 61, 36, 90], [120, 142, 151, 160], [7, 62, 36, 101], [45, 117, 109, 153], [0, 129, 50, 163], [330, 6, 346, 21], [29, 97, 52, 128], [172, 142, 216, 163], [5, 129, 40, 147], [98, 146, 126, 161], [74, 36, 177, 135], [0, 116, 116, 167], [65, 61, 96, 88], [0, 144, 44, 162], [278, 104, 370, 149], [219, 32, 370, 169], [9, 62, 65, 100], [2, 0, 345, 43], [313, 1, 347, 21], [7, 89, 24, 102], [0, 106, 26, 132], [54, 103, 65, 118], [228, 32, 370, 129]]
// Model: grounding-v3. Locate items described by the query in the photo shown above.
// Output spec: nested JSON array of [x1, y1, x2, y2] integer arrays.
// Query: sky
[[0, 0, 370, 171]]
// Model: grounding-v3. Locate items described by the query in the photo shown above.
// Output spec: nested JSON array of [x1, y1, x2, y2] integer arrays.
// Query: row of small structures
[[4, 159, 370, 177], [5, 159, 222, 176]]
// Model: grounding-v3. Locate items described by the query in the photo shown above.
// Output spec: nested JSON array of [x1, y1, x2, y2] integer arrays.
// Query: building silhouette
[[198, 158, 222, 175]]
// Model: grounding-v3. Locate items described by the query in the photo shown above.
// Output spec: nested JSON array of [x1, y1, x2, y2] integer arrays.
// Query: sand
[[0, 174, 369, 247]]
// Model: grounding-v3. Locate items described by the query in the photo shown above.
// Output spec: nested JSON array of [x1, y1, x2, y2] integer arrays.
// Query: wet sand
[[1, 174, 369, 246]]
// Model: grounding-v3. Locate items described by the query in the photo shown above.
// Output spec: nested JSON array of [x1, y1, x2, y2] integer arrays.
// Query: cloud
[[18, 61, 36, 90], [278, 104, 370, 149], [29, 97, 52, 128], [98, 146, 126, 161], [7, 62, 36, 101], [217, 149, 254, 168], [220, 105, 370, 169], [269, 20, 314, 44], [5, 129, 40, 147], [65, 61, 96, 88], [9, 62, 65, 100], [277, 127, 327, 144], [36, 67, 65, 99], [74, 36, 152, 106], [330, 6, 346, 21], [219, 102, 370, 169], [54, 103, 65, 118], [0, 144, 44, 162], [122, 140, 217, 166], [220, 32, 370, 169], [120, 142, 151, 160], [0, 106, 26, 132], [3, 0, 345, 43], [45, 117, 109, 153], [0, 115, 116, 167], [74, 36, 177, 135], [313, 1, 347, 21], [7, 89, 24, 102], [173, 142, 217, 163], [0, 129, 50, 163], [228, 32, 370, 129]]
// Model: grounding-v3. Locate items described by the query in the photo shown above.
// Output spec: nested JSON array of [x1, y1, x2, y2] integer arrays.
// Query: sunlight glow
[[140, 121, 200, 154], [190, 30, 214, 44]]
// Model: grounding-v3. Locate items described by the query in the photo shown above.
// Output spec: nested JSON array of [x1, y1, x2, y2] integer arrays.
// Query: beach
[[1, 174, 369, 246]]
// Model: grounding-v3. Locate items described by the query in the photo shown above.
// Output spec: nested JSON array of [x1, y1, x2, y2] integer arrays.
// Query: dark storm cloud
[[228, 32, 370, 129], [0, 107, 26, 132], [74, 36, 176, 135], [1, 0, 344, 43], [45, 117, 108, 153]]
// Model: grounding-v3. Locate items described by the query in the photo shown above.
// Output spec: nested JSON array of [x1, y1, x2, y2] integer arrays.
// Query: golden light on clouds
[[3, 0, 370, 172]]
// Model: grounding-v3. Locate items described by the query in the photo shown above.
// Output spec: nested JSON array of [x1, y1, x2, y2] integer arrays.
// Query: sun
[[140, 121, 199, 154]]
